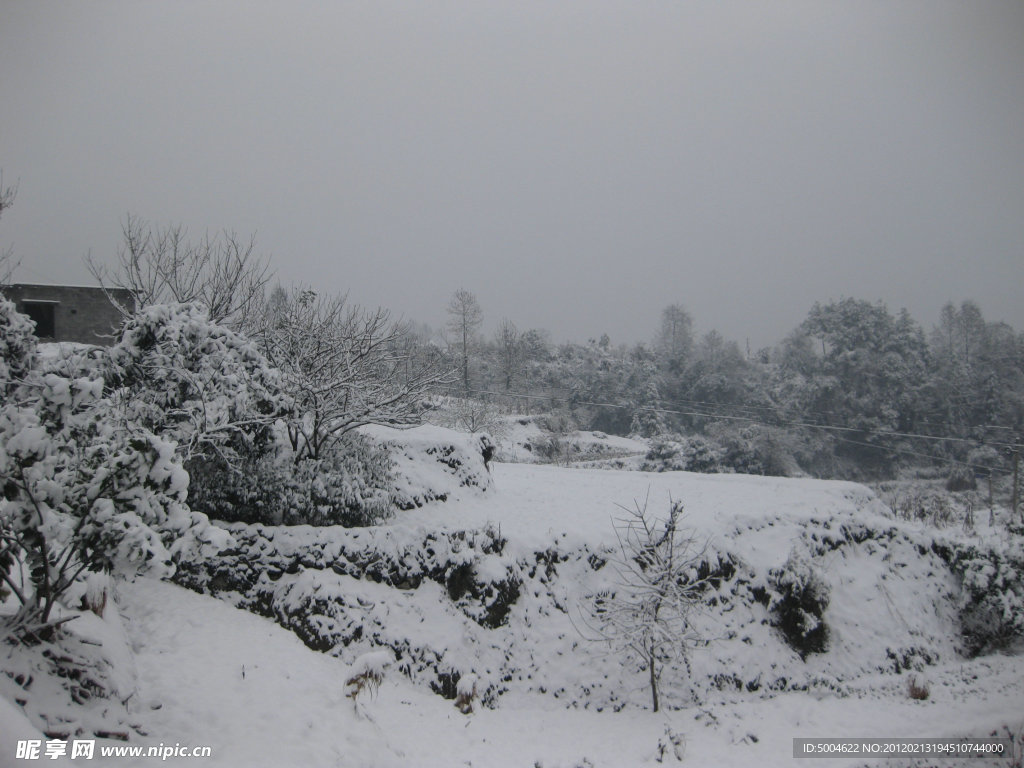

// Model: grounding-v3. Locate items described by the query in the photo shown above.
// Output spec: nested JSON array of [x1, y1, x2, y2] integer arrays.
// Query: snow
[[456, 671, 478, 698], [400, 461, 888, 558], [494, 416, 649, 467], [361, 424, 493, 508], [347, 649, 395, 680], [0, 695, 73, 768], [2, 461, 1022, 766], [1, 575, 1011, 767]]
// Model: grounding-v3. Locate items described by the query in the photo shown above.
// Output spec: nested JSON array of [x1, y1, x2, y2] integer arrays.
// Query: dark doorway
[[22, 301, 56, 339]]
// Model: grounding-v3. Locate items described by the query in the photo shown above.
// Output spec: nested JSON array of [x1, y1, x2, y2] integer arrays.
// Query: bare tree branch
[[0, 171, 20, 286], [86, 214, 272, 329]]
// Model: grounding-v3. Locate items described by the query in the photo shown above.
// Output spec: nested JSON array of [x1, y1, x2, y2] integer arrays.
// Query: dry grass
[[454, 674, 478, 714], [345, 669, 384, 702], [907, 675, 930, 701]]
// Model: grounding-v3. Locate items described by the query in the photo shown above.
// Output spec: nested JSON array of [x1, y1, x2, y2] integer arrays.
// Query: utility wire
[[462, 387, 1021, 452]]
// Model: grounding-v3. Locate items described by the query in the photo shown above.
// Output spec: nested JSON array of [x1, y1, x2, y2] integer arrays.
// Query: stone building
[[0, 283, 133, 346]]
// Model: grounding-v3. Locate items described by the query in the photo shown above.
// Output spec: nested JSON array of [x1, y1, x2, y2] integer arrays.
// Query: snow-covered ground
[[495, 416, 649, 468], [3, 462, 1023, 767], [4, 574, 1020, 768]]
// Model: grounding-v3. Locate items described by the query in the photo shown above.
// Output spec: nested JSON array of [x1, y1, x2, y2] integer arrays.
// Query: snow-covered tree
[[0, 298, 227, 640], [795, 298, 929, 473], [654, 304, 694, 374], [257, 287, 449, 462], [588, 499, 709, 712], [928, 301, 1024, 451]]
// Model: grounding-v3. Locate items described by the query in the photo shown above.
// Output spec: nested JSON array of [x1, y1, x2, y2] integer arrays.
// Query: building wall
[[0, 284, 134, 346]]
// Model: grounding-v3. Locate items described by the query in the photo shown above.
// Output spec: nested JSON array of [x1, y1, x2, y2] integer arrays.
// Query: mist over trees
[[435, 293, 1024, 483]]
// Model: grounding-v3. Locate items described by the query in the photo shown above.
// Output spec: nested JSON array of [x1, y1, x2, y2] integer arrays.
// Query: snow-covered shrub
[[344, 649, 395, 702], [655, 726, 687, 763], [643, 428, 798, 477], [879, 483, 957, 527], [0, 295, 36, 387], [288, 435, 395, 526], [706, 423, 798, 477], [946, 540, 1024, 656], [0, 299, 226, 638], [0, 602, 143, 738], [767, 549, 831, 659], [945, 463, 977, 492], [187, 432, 395, 527], [363, 425, 493, 509], [536, 410, 576, 435], [641, 435, 724, 473], [907, 675, 929, 700], [105, 302, 284, 460], [454, 671, 478, 714]]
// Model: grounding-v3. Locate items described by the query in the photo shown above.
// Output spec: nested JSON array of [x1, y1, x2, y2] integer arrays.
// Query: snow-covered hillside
[[168, 464, 1022, 755], [60, 578, 1024, 767], [3, 462, 1022, 767]]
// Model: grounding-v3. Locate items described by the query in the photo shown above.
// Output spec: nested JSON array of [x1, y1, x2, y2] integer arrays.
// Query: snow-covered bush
[[907, 675, 929, 700], [642, 435, 725, 473], [0, 377, 181, 632], [363, 425, 493, 509], [706, 423, 798, 477], [0, 296, 36, 388], [344, 649, 395, 703], [946, 540, 1024, 656], [454, 671, 478, 714], [945, 463, 977, 492], [105, 302, 284, 461], [289, 435, 396, 526], [767, 549, 831, 659], [188, 432, 395, 527], [0, 298, 226, 638], [641, 427, 797, 477], [0, 606, 142, 738], [878, 483, 957, 527]]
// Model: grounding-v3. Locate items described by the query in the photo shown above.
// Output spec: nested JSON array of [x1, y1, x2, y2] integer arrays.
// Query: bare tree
[[442, 395, 508, 439], [86, 213, 272, 329], [584, 498, 710, 712], [257, 286, 452, 461], [0, 172, 18, 286], [494, 317, 523, 391], [447, 288, 482, 393]]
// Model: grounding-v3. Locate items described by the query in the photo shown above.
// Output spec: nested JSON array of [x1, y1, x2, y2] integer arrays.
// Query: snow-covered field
[[3, 462, 1023, 767], [68, 578, 1024, 767]]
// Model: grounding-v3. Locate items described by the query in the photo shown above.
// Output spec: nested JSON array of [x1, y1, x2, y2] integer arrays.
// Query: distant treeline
[[431, 296, 1024, 481]]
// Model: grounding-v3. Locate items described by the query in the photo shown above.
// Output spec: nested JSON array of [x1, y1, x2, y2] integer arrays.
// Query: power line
[[460, 386, 1022, 454]]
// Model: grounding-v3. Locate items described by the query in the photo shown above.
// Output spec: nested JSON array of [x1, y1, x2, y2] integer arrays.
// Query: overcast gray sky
[[2, 1, 1022, 349]]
